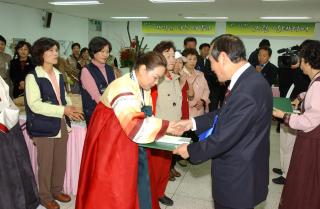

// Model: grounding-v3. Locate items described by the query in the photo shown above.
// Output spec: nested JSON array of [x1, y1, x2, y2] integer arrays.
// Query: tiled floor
[[39, 123, 283, 209]]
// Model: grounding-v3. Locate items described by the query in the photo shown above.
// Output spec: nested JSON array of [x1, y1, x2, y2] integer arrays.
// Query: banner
[[142, 21, 215, 35], [226, 22, 315, 37]]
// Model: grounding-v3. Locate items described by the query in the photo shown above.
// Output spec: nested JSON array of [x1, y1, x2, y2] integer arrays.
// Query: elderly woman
[[273, 40, 320, 209], [182, 48, 210, 117]]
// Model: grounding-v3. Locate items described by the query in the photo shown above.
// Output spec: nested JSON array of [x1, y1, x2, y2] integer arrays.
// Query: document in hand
[[273, 97, 293, 113], [139, 135, 191, 151]]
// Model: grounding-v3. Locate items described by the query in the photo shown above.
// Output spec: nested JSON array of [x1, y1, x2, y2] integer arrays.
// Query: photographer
[[273, 45, 311, 185], [273, 39, 320, 209]]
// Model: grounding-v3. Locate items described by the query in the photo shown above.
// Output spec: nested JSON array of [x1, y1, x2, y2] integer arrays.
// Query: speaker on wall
[[43, 11, 52, 28]]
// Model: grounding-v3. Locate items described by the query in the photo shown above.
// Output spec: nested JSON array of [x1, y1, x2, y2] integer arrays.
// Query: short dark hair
[[0, 35, 6, 45], [259, 39, 270, 48], [32, 37, 60, 66], [184, 37, 197, 46], [134, 51, 167, 72], [80, 47, 89, 58], [88, 37, 112, 58], [211, 34, 246, 63], [258, 46, 272, 57], [14, 41, 32, 59], [182, 48, 198, 57], [199, 43, 210, 50], [71, 42, 81, 50], [153, 41, 176, 53], [299, 39, 320, 70]]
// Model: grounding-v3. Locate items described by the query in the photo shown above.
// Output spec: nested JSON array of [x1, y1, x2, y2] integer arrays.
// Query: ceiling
[[1, 0, 320, 22]]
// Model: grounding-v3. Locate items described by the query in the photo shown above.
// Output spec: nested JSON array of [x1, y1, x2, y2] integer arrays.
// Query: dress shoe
[[171, 168, 181, 177], [177, 159, 188, 167], [169, 170, 176, 181], [159, 195, 174, 206], [53, 193, 71, 203], [42, 200, 60, 209], [272, 168, 283, 175], [272, 176, 286, 185]]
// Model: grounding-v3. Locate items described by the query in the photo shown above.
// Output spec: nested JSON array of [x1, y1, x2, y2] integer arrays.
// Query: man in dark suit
[[248, 39, 270, 67], [256, 46, 278, 86], [173, 34, 272, 209]]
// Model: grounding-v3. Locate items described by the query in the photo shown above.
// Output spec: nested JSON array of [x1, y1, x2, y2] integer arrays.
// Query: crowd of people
[[0, 33, 319, 209]]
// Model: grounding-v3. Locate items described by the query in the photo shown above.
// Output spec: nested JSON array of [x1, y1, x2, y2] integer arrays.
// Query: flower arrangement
[[119, 22, 147, 68]]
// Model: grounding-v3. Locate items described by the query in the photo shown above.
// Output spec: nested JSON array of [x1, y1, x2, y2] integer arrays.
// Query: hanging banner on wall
[[226, 22, 315, 37], [142, 21, 216, 35]]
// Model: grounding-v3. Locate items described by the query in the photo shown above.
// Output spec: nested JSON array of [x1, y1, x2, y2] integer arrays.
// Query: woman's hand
[[195, 100, 204, 110], [273, 108, 285, 119], [64, 106, 84, 121], [19, 81, 25, 90], [291, 98, 300, 109]]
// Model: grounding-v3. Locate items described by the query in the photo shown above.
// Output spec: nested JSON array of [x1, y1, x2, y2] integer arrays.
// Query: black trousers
[[214, 201, 253, 209]]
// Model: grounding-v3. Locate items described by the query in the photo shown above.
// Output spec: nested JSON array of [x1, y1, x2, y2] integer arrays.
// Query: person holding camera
[[273, 40, 320, 209]]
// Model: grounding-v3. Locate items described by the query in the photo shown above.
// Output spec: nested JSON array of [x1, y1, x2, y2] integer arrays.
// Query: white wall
[[103, 21, 320, 66], [1, 1, 319, 65], [0, 2, 89, 57]]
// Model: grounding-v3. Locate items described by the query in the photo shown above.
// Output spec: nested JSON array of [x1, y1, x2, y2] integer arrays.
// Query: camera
[[277, 45, 300, 68]]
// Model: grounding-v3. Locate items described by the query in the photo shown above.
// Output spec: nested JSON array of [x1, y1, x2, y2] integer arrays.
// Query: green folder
[[139, 142, 178, 151], [273, 97, 293, 113], [139, 135, 191, 151]]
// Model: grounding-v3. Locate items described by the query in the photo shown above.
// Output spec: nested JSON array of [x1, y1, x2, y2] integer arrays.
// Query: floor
[[39, 122, 283, 209]]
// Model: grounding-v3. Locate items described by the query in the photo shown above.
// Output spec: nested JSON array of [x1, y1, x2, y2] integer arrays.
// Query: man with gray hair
[[173, 34, 272, 209]]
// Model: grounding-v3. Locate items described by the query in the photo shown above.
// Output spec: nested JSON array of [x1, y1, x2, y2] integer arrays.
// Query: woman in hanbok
[[76, 52, 182, 209], [273, 39, 320, 209], [0, 75, 40, 209]]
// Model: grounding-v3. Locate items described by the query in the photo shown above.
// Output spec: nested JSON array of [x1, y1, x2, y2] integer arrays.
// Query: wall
[[103, 21, 320, 66], [1, 1, 319, 65], [0, 2, 89, 57]]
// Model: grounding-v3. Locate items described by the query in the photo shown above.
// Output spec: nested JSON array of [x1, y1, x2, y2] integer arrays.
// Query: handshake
[[165, 119, 194, 159], [166, 119, 193, 136]]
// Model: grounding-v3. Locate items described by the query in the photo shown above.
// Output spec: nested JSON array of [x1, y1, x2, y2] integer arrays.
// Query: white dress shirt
[[191, 62, 251, 131]]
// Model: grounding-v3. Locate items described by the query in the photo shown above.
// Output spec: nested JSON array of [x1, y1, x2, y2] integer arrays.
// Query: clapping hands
[[64, 106, 84, 121]]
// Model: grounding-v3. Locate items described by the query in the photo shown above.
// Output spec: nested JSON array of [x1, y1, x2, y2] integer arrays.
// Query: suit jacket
[[260, 62, 278, 86], [188, 66, 272, 208]]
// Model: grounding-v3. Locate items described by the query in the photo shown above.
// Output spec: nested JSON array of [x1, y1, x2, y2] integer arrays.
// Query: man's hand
[[64, 106, 84, 121], [173, 144, 189, 159]]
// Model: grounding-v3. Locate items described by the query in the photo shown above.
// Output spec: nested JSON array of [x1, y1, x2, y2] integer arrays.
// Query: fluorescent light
[[49, 1, 103, 5], [260, 16, 311, 20], [261, 0, 299, 1], [150, 0, 214, 3], [184, 16, 228, 20], [111, 17, 150, 19]]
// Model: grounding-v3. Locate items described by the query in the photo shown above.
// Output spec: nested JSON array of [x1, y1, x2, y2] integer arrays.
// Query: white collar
[[229, 62, 251, 90]]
